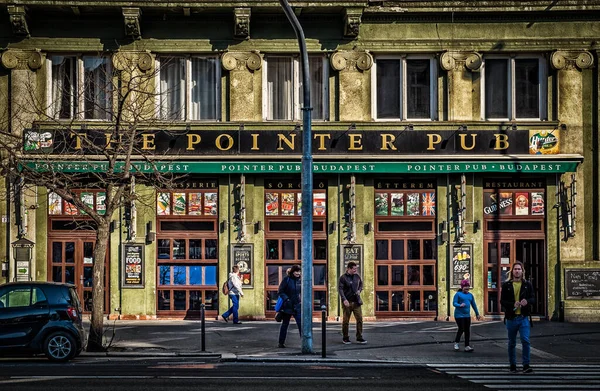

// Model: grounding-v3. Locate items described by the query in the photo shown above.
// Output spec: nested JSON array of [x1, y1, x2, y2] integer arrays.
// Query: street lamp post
[[279, 0, 314, 354]]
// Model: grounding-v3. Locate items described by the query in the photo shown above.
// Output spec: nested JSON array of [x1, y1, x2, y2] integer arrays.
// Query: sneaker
[[356, 338, 367, 344], [342, 338, 351, 345], [523, 365, 533, 374], [464, 346, 474, 353], [278, 343, 286, 348], [510, 364, 517, 373], [453, 343, 460, 351]]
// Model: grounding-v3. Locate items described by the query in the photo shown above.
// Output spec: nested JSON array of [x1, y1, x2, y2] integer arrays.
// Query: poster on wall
[[529, 129, 559, 154], [231, 243, 253, 288], [122, 243, 144, 288], [340, 244, 363, 277], [450, 243, 473, 289]]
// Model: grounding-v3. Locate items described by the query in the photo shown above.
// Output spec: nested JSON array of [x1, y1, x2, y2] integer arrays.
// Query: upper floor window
[[483, 56, 547, 120], [48, 55, 112, 120], [157, 56, 221, 121], [263, 55, 329, 121], [373, 56, 437, 120]]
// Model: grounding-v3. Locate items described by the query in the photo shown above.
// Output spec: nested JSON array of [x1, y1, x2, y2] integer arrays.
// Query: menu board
[[565, 269, 600, 299], [122, 243, 144, 288], [340, 244, 363, 276], [451, 243, 473, 289], [231, 244, 253, 288]]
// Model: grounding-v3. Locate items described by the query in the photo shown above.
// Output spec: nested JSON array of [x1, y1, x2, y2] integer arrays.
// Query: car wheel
[[43, 332, 76, 362]]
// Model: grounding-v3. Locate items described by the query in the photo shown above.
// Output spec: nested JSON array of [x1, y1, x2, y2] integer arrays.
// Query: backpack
[[222, 279, 230, 295]]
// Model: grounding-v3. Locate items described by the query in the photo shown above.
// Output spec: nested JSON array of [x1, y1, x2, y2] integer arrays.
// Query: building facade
[[0, 1, 599, 322]]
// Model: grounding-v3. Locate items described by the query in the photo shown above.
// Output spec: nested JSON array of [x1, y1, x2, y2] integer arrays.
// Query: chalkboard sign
[[340, 244, 363, 276], [231, 244, 253, 288], [122, 243, 144, 288], [450, 243, 473, 289], [565, 269, 600, 299]]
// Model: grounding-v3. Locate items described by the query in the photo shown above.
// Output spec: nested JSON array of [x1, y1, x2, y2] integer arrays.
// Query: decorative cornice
[[221, 51, 262, 72], [550, 50, 594, 71], [330, 50, 373, 72], [123, 7, 141, 40], [440, 51, 482, 72], [8, 5, 30, 37], [344, 8, 363, 38], [1, 49, 43, 71], [234, 8, 251, 40], [113, 51, 154, 72]]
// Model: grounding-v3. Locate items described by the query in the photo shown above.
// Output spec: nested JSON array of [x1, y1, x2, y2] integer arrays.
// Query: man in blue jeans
[[222, 265, 244, 324], [500, 261, 535, 373]]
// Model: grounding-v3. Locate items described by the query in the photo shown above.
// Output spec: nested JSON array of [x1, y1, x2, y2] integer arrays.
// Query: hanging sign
[[450, 243, 473, 289], [231, 243, 253, 288], [122, 243, 144, 288]]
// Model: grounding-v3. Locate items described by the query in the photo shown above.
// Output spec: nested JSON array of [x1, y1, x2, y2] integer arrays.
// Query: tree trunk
[[87, 222, 110, 352]]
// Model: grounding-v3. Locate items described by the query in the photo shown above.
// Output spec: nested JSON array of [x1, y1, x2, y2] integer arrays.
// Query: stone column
[[439, 51, 482, 121], [330, 50, 373, 122], [222, 51, 262, 122], [112, 51, 155, 121], [551, 50, 594, 261]]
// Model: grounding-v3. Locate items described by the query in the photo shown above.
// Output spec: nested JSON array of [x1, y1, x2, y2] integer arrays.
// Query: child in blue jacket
[[453, 279, 481, 352]]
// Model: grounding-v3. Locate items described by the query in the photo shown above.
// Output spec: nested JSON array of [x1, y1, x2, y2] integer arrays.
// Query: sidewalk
[[82, 319, 600, 364]]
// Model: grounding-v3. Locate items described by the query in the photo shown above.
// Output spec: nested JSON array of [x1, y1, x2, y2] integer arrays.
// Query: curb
[[81, 351, 221, 358]]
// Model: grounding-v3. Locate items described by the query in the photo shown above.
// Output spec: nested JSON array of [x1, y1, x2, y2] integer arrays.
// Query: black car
[[0, 282, 86, 361]]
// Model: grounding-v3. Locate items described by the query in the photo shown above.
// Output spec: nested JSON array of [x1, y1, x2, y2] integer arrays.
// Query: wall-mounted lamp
[[145, 221, 156, 244], [473, 220, 480, 234], [458, 124, 468, 132], [439, 220, 449, 243], [109, 220, 116, 233], [328, 221, 337, 234], [254, 220, 263, 234], [220, 220, 229, 233], [364, 222, 373, 235]]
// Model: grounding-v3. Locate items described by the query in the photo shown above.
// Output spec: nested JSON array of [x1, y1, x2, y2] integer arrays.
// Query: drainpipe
[[279, 0, 313, 354]]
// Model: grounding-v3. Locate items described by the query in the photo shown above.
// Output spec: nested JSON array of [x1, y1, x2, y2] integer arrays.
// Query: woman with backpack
[[277, 265, 301, 348], [453, 279, 481, 352]]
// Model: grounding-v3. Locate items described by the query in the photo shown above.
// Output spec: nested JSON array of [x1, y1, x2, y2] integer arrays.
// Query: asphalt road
[[0, 357, 485, 391]]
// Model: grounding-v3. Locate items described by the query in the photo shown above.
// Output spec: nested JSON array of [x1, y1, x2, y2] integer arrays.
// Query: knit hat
[[460, 279, 471, 288]]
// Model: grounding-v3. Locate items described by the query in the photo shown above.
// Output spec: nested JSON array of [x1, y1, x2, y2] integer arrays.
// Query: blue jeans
[[506, 315, 531, 366], [222, 294, 240, 323], [278, 311, 301, 345]]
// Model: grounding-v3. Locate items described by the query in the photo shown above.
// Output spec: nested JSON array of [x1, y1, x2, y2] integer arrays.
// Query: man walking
[[501, 261, 535, 373], [338, 261, 366, 344], [222, 265, 244, 324]]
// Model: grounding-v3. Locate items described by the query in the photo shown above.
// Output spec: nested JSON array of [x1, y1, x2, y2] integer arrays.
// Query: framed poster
[[340, 244, 363, 276], [122, 243, 144, 288], [231, 243, 253, 288], [450, 243, 473, 289]]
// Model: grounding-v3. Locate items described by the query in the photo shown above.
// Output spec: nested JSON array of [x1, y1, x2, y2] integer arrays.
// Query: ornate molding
[[1, 49, 43, 71], [123, 7, 141, 40], [440, 51, 482, 72], [344, 8, 363, 38], [330, 50, 373, 72], [234, 8, 251, 40], [112, 51, 154, 72], [8, 5, 30, 37], [221, 51, 262, 72], [551, 50, 594, 71]]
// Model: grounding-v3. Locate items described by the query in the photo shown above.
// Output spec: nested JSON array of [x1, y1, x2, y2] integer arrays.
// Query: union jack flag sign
[[422, 192, 436, 216]]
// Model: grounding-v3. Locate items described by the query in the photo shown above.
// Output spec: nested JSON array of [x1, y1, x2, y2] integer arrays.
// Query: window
[[0, 287, 47, 308], [263, 55, 329, 121], [483, 56, 547, 120], [48, 55, 112, 120], [157, 56, 221, 121], [374, 56, 437, 120]]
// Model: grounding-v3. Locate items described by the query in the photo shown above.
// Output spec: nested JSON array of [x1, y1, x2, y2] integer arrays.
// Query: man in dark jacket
[[338, 261, 366, 344], [500, 261, 535, 373], [277, 265, 301, 348]]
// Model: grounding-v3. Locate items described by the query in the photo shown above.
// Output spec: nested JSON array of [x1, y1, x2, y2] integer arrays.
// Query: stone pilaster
[[439, 51, 482, 122], [113, 51, 155, 120], [222, 51, 262, 122], [330, 50, 373, 122]]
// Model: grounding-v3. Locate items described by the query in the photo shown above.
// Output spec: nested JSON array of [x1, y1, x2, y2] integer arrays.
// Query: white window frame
[[155, 55, 221, 122], [481, 55, 547, 121], [46, 54, 113, 121], [262, 55, 329, 121], [371, 55, 438, 121]]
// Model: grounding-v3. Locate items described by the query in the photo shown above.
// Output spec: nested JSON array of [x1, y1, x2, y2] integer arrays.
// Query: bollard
[[321, 304, 327, 358], [200, 303, 206, 352]]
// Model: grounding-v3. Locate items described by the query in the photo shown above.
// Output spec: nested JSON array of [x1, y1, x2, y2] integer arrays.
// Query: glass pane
[[391, 240, 404, 260], [205, 266, 217, 285], [83, 56, 111, 120], [391, 291, 404, 311], [377, 265, 388, 285], [406, 59, 431, 119], [48, 193, 62, 215], [310, 57, 326, 120], [487, 267, 498, 289], [189, 266, 202, 285], [267, 290, 278, 311], [313, 291, 327, 311], [313, 265, 326, 285], [376, 291, 389, 311], [83, 242, 94, 264], [205, 290, 219, 310], [97, 192, 106, 215], [281, 193, 295, 216], [390, 193, 404, 216], [313, 193, 326, 216], [50, 56, 74, 119], [268, 266, 280, 286], [407, 240, 421, 260], [188, 193, 202, 215], [501, 266, 510, 285], [408, 291, 421, 311], [160, 57, 185, 120], [500, 242, 511, 265], [52, 242, 63, 263], [173, 239, 186, 260], [204, 193, 218, 215], [174, 290, 186, 310], [422, 192, 436, 216], [189, 239, 202, 259], [424, 291, 437, 311], [65, 266, 75, 284], [376, 240, 388, 260], [423, 239, 435, 260], [485, 59, 508, 118], [205, 239, 217, 259], [515, 59, 540, 118], [158, 239, 171, 259], [487, 291, 498, 313], [406, 193, 420, 216], [266, 240, 279, 260], [190, 57, 219, 120], [52, 266, 63, 283], [282, 240, 295, 260], [267, 57, 293, 120], [65, 242, 75, 263], [488, 242, 498, 265], [83, 267, 93, 287], [266, 193, 279, 216], [375, 193, 388, 215], [391, 265, 404, 285], [377, 59, 400, 118], [189, 291, 201, 310], [423, 265, 434, 285], [173, 266, 186, 285], [408, 265, 420, 285], [314, 240, 327, 260], [159, 266, 171, 285], [83, 291, 92, 311], [158, 290, 171, 310], [157, 193, 171, 215]]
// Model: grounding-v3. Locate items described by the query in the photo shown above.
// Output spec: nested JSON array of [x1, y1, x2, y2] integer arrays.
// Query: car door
[[0, 286, 50, 348]]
